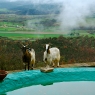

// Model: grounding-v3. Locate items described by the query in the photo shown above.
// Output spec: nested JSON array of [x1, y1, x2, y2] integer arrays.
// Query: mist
[[1, 0, 95, 32], [57, 0, 95, 32], [18, 0, 95, 32]]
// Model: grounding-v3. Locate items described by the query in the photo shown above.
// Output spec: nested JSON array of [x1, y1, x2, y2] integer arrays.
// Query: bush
[[0, 36, 95, 70]]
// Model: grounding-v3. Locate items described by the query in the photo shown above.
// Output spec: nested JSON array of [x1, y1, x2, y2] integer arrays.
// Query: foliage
[[0, 36, 95, 70]]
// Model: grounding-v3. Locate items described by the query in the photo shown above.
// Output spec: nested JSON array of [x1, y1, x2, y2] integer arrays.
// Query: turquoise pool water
[[7, 81, 95, 95], [0, 67, 95, 94]]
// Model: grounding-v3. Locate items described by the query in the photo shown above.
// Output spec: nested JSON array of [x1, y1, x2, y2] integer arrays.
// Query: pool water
[[7, 81, 95, 95], [1, 68, 95, 95]]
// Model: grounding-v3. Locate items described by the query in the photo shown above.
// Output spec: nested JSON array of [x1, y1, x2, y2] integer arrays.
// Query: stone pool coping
[[0, 67, 95, 94], [7, 62, 95, 73]]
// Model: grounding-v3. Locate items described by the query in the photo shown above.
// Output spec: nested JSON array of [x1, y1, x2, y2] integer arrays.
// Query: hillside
[[0, 36, 95, 71]]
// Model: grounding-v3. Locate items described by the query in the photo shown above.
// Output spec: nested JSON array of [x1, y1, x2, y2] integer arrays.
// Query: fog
[[1, 0, 63, 4], [1, 0, 95, 32], [58, 0, 95, 31]]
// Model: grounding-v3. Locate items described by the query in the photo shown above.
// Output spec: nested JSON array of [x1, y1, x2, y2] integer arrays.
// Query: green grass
[[0, 14, 95, 39], [0, 22, 22, 26], [0, 29, 95, 40], [0, 27, 17, 31], [0, 8, 9, 12], [0, 32, 63, 40]]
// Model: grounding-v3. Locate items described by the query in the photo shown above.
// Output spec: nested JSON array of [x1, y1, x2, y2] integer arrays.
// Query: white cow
[[43, 44, 60, 68]]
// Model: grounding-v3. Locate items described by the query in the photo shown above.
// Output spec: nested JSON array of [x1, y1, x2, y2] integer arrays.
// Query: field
[[0, 32, 64, 40], [0, 14, 95, 40], [0, 14, 61, 39]]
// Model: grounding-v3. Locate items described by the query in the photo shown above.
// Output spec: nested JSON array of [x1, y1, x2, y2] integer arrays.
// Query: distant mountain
[[0, 1, 61, 15], [0, 1, 22, 9], [11, 4, 61, 15]]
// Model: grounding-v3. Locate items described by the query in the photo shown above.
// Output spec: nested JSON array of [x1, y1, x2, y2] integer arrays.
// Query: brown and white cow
[[21, 44, 35, 70]]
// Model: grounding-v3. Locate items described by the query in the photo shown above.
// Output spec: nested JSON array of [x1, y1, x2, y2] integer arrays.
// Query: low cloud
[[57, 0, 95, 31]]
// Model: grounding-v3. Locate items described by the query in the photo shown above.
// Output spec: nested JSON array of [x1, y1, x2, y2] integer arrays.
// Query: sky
[[2, 0, 95, 4], [1, 0, 95, 32], [2, 0, 63, 3]]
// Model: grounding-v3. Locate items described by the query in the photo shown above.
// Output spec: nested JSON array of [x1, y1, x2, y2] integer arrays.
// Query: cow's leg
[[57, 61, 59, 67], [52, 63, 55, 67], [31, 64, 33, 70], [23, 63, 26, 70], [52, 61, 55, 67], [28, 63, 30, 70], [25, 64, 26, 70]]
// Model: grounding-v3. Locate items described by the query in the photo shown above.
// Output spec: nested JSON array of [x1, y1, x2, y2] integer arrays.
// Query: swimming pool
[[0, 67, 95, 95], [7, 81, 95, 95]]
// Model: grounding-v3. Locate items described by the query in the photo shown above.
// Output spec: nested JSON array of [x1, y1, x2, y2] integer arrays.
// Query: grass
[[0, 29, 95, 40], [0, 8, 9, 12], [0, 27, 17, 31], [0, 32, 63, 40], [0, 14, 95, 39]]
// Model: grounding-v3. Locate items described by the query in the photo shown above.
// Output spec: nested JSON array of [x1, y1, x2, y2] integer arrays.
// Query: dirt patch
[[7, 62, 95, 74], [60, 62, 95, 68]]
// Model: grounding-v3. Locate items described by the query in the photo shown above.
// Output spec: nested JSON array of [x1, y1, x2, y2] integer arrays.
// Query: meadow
[[0, 14, 95, 40], [0, 14, 61, 39], [0, 32, 63, 40]]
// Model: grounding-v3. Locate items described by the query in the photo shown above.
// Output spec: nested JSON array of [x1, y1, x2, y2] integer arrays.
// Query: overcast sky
[[1, 0, 63, 3], [1, 0, 95, 3]]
